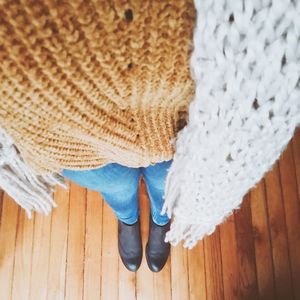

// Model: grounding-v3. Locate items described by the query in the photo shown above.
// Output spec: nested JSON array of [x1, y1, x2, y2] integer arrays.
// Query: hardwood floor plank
[[101, 199, 119, 300], [65, 182, 86, 300], [153, 255, 172, 300], [264, 164, 294, 300], [47, 185, 70, 300], [234, 194, 259, 300], [279, 143, 300, 299], [136, 179, 154, 300], [204, 228, 224, 300], [0, 194, 19, 300], [292, 129, 300, 199], [250, 181, 275, 300], [0, 190, 3, 227], [29, 210, 52, 300], [188, 240, 206, 300], [279, 142, 300, 300], [220, 214, 240, 300], [171, 244, 189, 300], [83, 190, 103, 300], [119, 255, 136, 300], [12, 209, 34, 300]]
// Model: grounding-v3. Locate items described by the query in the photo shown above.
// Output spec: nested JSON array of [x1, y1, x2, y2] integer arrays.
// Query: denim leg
[[62, 163, 141, 224], [141, 160, 172, 225]]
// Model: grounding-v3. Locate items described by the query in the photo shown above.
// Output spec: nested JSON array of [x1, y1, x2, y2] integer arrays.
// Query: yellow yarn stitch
[[0, 0, 195, 173]]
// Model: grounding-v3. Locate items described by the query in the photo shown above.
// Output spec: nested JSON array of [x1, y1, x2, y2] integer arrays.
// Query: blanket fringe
[[0, 128, 66, 218]]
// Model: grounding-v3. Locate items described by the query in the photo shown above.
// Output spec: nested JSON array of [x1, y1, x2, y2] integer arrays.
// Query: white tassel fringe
[[0, 128, 66, 218]]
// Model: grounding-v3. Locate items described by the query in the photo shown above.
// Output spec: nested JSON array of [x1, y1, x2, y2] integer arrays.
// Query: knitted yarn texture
[[162, 0, 300, 248], [0, 1, 195, 173]]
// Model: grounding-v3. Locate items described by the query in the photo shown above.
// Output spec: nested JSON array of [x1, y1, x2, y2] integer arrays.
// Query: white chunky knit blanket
[[162, 0, 300, 248], [0, 0, 300, 249]]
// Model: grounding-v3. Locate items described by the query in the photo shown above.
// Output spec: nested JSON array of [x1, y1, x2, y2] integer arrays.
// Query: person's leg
[[141, 160, 172, 225], [63, 163, 143, 272], [142, 159, 172, 272], [62, 163, 141, 224]]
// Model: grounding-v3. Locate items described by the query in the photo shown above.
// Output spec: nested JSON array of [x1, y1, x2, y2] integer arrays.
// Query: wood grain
[[171, 243, 189, 300], [101, 200, 119, 300], [65, 182, 86, 300], [188, 240, 206, 300], [250, 181, 275, 300], [84, 190, 103, 300], [29, 211, 52, 300], [0, 194, 19, 300], [47, 185, 70, 300], [204, 228, 224, 300], [234, 194, 259, 300], [220, 214, 240, 300], [278, 143, 300, 300], [12, 209, 34, 300], [264, 163, 294, 300]]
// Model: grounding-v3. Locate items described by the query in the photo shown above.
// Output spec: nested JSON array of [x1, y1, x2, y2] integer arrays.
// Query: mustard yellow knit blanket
[[0, 0, 195, 173]]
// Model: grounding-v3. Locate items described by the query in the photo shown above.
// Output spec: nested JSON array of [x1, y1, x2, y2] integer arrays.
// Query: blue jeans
[[62, 160, 172, 225]]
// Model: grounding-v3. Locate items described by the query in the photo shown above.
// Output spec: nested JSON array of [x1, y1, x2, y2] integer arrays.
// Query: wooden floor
[[0, 130, 300, 300]]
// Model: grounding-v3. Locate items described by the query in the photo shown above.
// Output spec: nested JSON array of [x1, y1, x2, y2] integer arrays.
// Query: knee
[[99, 178, 139, 195], [143, 160, 172, 190], [146, 176, 167, 192]]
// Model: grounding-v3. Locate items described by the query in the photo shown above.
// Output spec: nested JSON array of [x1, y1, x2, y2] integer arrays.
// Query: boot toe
[[120, 255, 142, 272], [146, 243, 169, 272]]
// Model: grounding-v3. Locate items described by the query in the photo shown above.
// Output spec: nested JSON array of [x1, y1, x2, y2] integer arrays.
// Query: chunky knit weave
[[0, 0, 195, 173], [162, 0, 300, 248]]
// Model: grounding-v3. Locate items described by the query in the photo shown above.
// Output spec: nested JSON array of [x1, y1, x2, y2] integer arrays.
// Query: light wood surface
[[0, 131, 300, 300]]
